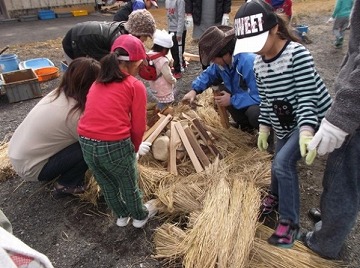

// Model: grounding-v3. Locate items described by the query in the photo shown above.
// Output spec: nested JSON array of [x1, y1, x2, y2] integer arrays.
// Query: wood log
[[144, 114, 172, 143], [213, 90, 230, 129], [183, 52, 200, 62], [169, 122, 182, 175], [192, 118, 223, 159], [143, 114, 166, 141], [184, 126, 210, 168], [174, 122, 204, 173]]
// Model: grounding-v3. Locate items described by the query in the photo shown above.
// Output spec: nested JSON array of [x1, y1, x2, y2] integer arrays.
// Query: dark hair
[[54, 57, 100, 116], [275, 13, 302, 43], [97, 48, 130, 83], [151, 44, 170, 54], [216, 37, 236, 58]]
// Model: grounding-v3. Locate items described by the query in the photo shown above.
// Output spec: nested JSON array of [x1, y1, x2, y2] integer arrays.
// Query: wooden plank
[[213, 90, 230, 129], [183, 52, 200, 62], [168, 122, 181, 175], [174, 122, 203, 173], [184, 126, 210, 168], [192, 118, 223, 159], [144, 114, 172, 144], [143, 114, 166, 141]]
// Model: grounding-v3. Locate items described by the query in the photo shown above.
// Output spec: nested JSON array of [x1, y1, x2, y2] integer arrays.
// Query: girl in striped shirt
[[233, 0, 332, 248]]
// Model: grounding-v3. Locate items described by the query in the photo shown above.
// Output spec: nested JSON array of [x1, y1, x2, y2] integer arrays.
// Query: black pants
[[38, 142, 88, 187], [169, 30, 187, 73]]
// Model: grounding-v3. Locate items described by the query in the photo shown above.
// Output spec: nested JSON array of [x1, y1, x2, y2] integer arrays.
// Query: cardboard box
[[1, 69, 42, 103]]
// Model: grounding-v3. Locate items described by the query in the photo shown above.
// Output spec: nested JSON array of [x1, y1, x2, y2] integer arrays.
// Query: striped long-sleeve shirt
[[254, 41, 332, 139]]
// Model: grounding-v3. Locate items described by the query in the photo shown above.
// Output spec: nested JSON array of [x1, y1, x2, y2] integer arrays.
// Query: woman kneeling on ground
[[8, 58, 101, 198]]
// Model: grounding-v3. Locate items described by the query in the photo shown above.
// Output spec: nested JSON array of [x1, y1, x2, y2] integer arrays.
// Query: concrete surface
[[0, 12, 114, 48]]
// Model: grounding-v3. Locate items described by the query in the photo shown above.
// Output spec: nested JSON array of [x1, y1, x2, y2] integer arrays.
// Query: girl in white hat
[[147, 29, 177, 112]]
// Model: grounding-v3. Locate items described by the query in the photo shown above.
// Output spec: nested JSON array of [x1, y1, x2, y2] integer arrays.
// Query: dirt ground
[[0, 1, 359, 267]]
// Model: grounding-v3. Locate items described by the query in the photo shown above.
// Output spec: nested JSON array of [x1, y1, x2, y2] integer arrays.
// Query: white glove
[[221, 14, 230, 26], [138, 141, 151, 156], [308, 118, 348, 156], [326, 17, 334, 24], [185, 14, 193, 30]]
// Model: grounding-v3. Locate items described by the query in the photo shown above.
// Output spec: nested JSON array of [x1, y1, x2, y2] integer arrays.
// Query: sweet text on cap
[[234, 13, 264, 37]]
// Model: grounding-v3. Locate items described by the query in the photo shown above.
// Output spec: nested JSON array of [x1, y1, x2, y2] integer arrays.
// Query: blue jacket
[[192, 53, 260, 110]]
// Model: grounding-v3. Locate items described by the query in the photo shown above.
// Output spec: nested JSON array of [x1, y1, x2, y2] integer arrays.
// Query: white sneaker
[[116, 217, 130, 227], [132, 199, 158, 228]]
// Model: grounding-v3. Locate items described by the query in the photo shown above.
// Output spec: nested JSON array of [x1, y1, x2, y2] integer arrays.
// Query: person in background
[[185, 0, 231, 70], [113, 0, 158, 22], [148, 29, 177, 111], [0, 209, 54, 268], [327, 0, 353, 48], [8, 58, 100, 198], [182, 25, 260, 132], [184, 0, 231, 41], [233, 0, 332, 248], [166, 0, 186, 79], [303, 0, 359, 259], [62, 9, 156, 62], [265, 0, 292, 21], [78, 34, 157, 229]]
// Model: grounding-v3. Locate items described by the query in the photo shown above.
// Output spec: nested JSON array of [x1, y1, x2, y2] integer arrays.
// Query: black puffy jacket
[[185, 0, 232, 25], [62, 21, 127, 61]]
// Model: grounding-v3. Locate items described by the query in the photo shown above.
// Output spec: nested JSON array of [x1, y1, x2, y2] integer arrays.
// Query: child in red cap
[[78, 34, 158, 229]]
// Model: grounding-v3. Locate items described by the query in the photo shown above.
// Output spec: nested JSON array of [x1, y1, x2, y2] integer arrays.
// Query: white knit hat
[[153, 29, 174, 48]]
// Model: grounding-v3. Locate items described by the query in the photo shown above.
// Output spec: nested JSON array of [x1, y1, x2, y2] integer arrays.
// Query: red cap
[[111, 34, 146, 61]]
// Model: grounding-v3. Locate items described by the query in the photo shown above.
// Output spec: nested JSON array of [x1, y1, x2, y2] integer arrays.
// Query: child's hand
[[182, 90, 197, 104], [299, 130, 316, 165], [214, 91, 231, 106], [185, 14, 193, 30], [138, 141, 151, 156], [257, 125, 271, 151]]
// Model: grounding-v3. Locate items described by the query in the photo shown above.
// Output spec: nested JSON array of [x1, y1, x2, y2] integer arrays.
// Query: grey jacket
[[326, 0, 359, 134]]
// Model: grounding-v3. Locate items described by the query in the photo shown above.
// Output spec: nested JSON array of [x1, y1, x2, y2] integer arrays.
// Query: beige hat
[[124, 9, 156, 38], [198, 25, 235, 66]]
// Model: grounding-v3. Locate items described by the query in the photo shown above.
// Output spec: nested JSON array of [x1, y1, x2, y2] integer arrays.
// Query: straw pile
[[0, 137, 15, 182]]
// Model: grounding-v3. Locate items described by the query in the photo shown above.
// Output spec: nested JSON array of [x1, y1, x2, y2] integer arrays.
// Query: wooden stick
[[184, 126, 210, 168], [174, 122, 204, 173], [143, 114, 166, 141], [144, 114, 172, 143], [213, 90, 230, 129], [168, 122, 182, 175], [192, 118, 223, 159], [183, 52, 200, 62]]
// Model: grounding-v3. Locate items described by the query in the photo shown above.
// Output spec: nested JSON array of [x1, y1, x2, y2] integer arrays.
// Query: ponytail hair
[[275, 13, 302, 43], [97, 48, 129, 83]]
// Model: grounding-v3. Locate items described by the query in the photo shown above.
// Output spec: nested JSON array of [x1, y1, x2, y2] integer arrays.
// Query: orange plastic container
[[34, 67, 60, 82]]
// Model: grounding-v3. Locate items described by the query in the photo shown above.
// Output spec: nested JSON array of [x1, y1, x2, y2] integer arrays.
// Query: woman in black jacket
[[185, 0, 231, 41]]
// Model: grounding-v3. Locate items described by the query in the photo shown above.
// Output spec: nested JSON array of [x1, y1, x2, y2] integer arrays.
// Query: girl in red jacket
[[78, 34, 157, 228]]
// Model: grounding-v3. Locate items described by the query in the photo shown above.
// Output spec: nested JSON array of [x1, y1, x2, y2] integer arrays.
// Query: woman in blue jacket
[[182, 25, 260, 132]]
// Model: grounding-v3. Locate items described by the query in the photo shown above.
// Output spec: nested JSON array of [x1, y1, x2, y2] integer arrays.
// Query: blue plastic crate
[[38, 10, 56, 20]]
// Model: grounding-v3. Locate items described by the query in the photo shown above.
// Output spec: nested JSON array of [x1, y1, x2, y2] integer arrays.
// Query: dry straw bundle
[[249, 225, 345, 268], [0, 140, 15, 182], [153, 223, 186, 259]]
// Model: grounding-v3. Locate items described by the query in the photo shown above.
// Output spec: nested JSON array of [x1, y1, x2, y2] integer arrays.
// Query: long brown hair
[[53, 57, 100, 115], [275, 13, 302, 43]]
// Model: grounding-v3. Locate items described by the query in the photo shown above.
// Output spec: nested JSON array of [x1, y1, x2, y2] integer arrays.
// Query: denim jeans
[[38, 142, 88, 187], [271, 129, 301, 224], [306, 129, 360, 259]]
